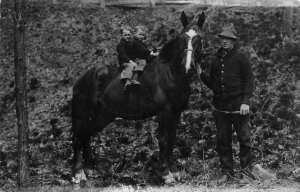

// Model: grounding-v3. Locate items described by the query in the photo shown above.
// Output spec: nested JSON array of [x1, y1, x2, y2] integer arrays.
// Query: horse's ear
[[181, 11, 189, 28], [197, 12, 206, 28]]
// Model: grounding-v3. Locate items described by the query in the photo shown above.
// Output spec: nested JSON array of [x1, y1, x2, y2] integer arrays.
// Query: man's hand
[[240, 104, 250, 115], [196, 64, 202, 75], [150, 51, 159, 56]]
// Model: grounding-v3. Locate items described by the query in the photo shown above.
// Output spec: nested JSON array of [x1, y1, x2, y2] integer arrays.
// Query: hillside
[[0, 2, 300, 190]]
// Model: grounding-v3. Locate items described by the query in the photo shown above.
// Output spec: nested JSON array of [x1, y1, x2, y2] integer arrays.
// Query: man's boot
[[124, 79, 132, 91], [239, 167, 256, 185], [131, 72, 141, 85]]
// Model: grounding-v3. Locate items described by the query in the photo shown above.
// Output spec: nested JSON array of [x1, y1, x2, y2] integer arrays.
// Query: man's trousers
[[213, 111, 253, 175]]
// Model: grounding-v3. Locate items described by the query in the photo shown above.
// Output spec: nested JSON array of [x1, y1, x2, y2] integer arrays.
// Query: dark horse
[[72, 11, 206, 184]]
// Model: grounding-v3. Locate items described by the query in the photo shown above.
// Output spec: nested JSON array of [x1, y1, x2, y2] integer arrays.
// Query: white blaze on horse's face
[[185, 29, 197, 73]]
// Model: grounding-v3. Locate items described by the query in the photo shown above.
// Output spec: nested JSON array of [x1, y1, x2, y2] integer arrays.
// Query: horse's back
[[99, 62, 168, 119], [72, 64, 118, 116]]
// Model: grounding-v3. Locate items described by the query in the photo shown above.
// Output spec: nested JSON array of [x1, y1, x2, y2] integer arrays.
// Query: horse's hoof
[[172, 171, 181, 181], [72, 180, 89, 190], [72, 169, 87, 184], [73, 183, 81, 190], [162, 171, 176, 185], [86, 168, 94, 176]]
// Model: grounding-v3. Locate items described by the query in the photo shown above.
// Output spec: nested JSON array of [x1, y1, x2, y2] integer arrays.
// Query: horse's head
[[158, 12, 205, 74], [179, 11, 206, 73]]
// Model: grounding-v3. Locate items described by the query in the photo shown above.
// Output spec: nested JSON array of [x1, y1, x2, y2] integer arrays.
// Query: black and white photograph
[[0, 0, 300, 191]]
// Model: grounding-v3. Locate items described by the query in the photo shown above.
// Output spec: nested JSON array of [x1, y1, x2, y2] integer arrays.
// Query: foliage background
[[0, 1, 300, 190]]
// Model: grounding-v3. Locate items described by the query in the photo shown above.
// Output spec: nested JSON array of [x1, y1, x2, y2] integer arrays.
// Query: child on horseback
[[134, 25, 159, 57], [117, 26, 158, 90]]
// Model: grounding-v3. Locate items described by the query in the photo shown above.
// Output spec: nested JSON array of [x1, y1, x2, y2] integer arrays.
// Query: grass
[[5, 183, 300, 192]]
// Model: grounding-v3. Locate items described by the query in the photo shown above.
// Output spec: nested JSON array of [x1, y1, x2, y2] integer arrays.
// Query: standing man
[[200, 23, 255, 184]]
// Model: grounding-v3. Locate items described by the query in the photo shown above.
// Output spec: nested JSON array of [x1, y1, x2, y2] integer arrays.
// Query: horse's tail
[[71, 65, 111, 135], [72, 68, 97, 134]]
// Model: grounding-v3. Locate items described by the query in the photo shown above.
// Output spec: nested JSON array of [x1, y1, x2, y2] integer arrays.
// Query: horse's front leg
[[158, 106, 180, 184]]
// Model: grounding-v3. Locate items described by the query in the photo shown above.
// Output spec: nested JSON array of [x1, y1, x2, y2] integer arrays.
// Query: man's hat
[[218, 23, 238, 39]]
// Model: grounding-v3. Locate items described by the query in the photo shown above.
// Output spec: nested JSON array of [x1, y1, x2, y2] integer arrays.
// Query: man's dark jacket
[[116, 38, 151, 69], [200, 45, 254, 110]]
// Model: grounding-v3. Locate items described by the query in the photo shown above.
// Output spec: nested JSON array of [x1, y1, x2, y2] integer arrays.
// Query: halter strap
[[184, 48, 193, 52]]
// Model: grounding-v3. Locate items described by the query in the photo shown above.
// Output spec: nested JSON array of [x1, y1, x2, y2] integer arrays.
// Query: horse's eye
[[193, 36, 201, 42], [192, 37, 202, 45]]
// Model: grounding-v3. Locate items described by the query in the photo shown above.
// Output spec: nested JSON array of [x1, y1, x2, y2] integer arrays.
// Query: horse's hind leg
[[72, 111, 115, 184], [81, 111, 115, 174], [82, 135, 93, 172], [72, 117, 90, 184]]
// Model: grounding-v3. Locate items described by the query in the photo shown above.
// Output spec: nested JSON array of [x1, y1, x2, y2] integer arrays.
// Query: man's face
[[122, 29, 132, 42], [220, 36, 235, 50]]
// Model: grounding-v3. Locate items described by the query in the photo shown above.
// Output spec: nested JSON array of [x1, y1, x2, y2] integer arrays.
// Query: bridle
[[183, 37, 204, 70]]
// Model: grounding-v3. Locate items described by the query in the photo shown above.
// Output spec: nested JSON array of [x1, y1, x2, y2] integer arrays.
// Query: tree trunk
[[0, 0, 2, 43], [14, 0, 29, 188], [282, 7, 293, 38], [100, 0, 105, 8], [0, 0, 2, 19]]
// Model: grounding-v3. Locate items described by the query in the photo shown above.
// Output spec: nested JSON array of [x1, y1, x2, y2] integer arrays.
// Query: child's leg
[[121, 62, 135, 80], [132, 59, 147, 84], [121, 62, 135, 90]]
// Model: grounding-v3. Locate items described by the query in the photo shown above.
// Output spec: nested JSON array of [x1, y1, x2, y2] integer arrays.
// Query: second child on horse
[[117, 26, 158, 91]]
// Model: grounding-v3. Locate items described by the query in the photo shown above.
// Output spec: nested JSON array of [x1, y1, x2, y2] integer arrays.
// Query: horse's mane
[[158, 36, 186, 63], [154, 34, 188, 87]]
